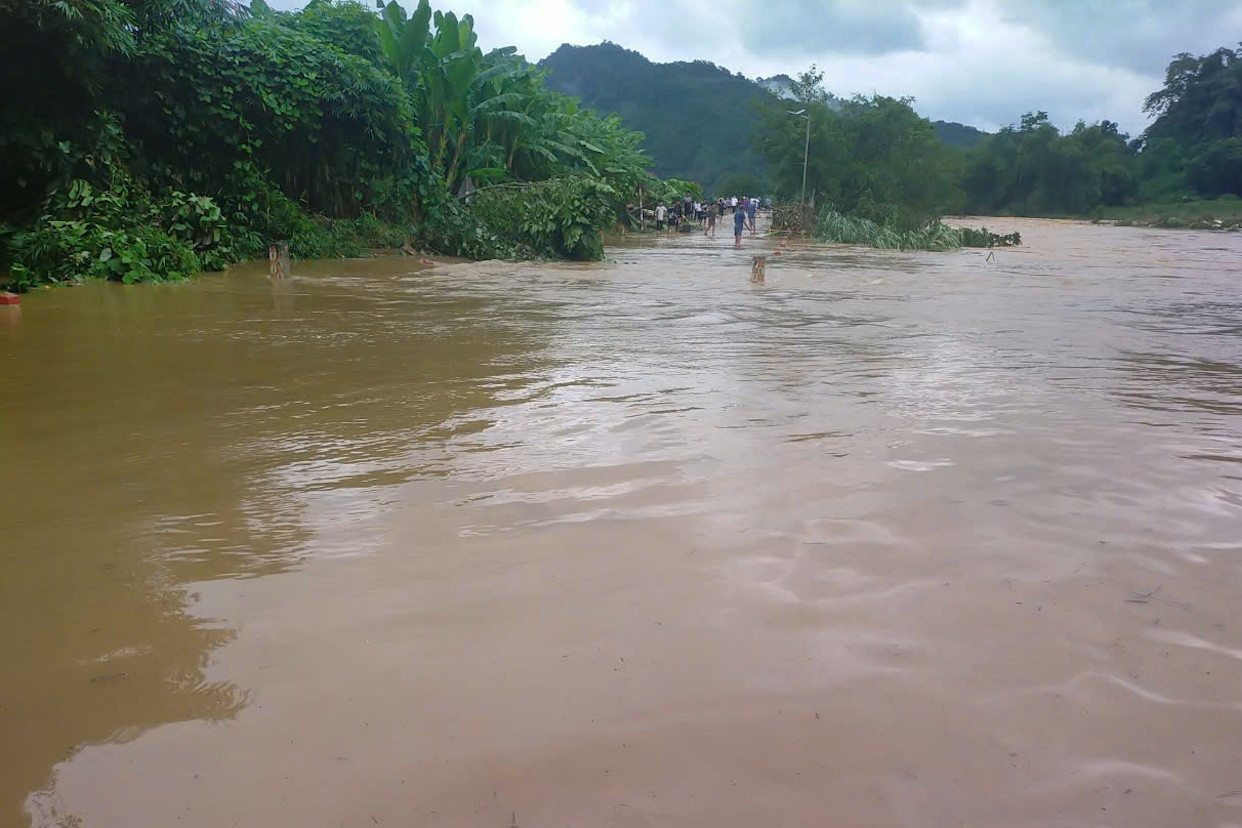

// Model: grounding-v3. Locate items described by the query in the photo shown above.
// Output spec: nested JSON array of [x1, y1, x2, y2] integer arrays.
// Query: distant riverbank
[[1092, 197, 1242, 230], [968, 197, 1242, 231]]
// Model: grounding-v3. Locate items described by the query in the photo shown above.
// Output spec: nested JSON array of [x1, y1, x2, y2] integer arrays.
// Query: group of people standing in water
[[653, 195, 766, 248]]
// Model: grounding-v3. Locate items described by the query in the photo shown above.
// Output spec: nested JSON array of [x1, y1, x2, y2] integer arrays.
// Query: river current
[[3, 217, 1242, 827]]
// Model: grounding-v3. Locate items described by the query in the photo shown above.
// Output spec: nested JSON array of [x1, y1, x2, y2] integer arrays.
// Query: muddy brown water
[[3, 218, 1242, 828]]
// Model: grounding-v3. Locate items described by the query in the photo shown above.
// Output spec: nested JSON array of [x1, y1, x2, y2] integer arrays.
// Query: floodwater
[[3, 217, 1242, 828]]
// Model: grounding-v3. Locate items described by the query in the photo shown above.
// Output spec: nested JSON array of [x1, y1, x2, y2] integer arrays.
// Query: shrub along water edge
[[812, 208, 1021, 251]]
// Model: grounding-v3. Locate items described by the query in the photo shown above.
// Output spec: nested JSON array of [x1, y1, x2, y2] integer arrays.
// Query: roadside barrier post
[[269, 242, 290, 278]]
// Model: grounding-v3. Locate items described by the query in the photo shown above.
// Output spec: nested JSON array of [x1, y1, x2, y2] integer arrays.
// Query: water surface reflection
[[1, 265, 547, 825], [3, 219, 1242, 827]]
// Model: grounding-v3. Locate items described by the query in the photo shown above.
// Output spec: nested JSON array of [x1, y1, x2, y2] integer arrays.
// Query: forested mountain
[[540, 43, 989, 192], [539, 43, 773, 192], [933, 121, 989, 149]]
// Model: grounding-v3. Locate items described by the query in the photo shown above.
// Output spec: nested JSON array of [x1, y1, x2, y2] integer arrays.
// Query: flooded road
[[3, 217, 1242, 827]]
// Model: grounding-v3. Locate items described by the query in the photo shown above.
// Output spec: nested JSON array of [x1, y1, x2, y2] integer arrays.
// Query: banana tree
[[375, 0, 648, 194], [377, 0, 431, 83], [378, 0, 484, 189], [428, 10, 483, 189]]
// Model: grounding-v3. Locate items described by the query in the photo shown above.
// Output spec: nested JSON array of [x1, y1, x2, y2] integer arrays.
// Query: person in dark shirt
[[733, 205, 751, 247]]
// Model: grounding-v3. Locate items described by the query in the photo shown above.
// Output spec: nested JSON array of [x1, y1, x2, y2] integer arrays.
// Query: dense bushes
[[118, 11, 416, 218], [1, 0, 662, 290], [957, 227, 1021, 248], [469, 177, 618, 260], [811, 209, 1020, 251], [10, 223, 198, 289], [7, 166, 210, 288]]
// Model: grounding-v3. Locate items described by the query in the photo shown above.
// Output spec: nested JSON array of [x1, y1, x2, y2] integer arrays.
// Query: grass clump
[[813, 208, 1022, 251], [958, 227, 1021, 247], [814, 210, 962, 251]]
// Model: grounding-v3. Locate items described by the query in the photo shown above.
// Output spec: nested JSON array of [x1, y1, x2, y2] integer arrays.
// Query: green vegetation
[[957, 227, 1021, 248], [0, 0, 668, 290], [1142, 48, 1242, 199], [963, 47, 1242, 218], [467, 176, 618, 260], [542, 41, 1242, 243], [758, 67, 966, 249], [810, 212, 1019, 251], [963, 114, 1137, 215], [763, 86, 964, 230], [933, 121, 989, 150], [537, 44, 989, 204], [6, 15, 1239, 287], [539, 43, 772, 195], [539, 44, 987, 199], [759, 46, 1242, 248], [1091, 196, 1242, 229], [814, 211, 962, 251]]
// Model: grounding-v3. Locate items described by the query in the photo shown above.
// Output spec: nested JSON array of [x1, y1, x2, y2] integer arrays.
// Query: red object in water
[[420, 258, 435, 266], [0, 292, 20, 305], [773, 251, 782, 257]]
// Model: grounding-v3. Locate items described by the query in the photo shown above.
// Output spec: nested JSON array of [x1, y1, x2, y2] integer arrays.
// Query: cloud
[[261, 0, 1242, 134], [476, 0, 966, 58], [804, 0, 1159, 134], [733, 0, 928, 56], [993, 0, 1242, 74]]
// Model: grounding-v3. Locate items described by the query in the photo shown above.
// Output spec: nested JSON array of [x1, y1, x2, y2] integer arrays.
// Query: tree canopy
[[1142, 46, 1242, 198], [962, 114, 1137, 215], [757, 67, 963, 229], [0, 0, 676, 289], [963, 44, 1242, 215], [537, 42, 1242, 223], [5, 15, 1242, 289]]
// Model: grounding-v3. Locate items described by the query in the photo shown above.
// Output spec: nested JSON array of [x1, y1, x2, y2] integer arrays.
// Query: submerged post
[[269, 241, 290, 278], [0, 292, 20, 335]]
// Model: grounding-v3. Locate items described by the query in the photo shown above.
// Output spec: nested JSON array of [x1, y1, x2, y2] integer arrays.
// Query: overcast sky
[[273, 0, 1242, 136]]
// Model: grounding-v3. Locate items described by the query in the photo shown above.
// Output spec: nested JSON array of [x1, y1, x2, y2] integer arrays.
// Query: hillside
[[540, 43, 991, 192], [539, 43, 773, 192], [933, 120, 989, 149]]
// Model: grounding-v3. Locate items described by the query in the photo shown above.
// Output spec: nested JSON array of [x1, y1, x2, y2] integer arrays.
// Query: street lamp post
[[788, 109, 810, 205]]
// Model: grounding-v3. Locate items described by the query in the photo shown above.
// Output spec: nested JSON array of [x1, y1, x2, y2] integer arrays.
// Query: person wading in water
[[733, 203, 751, 248]]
